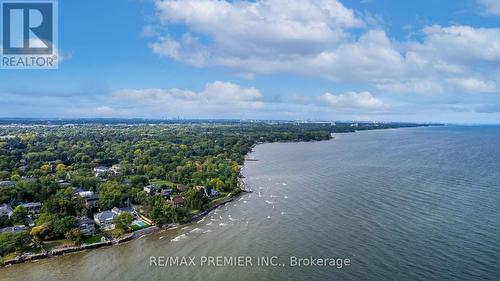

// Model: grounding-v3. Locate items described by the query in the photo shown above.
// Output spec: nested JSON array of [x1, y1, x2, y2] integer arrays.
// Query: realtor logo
[[1, 0, 58, 69]]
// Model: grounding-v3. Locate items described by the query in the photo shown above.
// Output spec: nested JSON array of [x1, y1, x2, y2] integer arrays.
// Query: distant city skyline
[[1, 0, 500, 124]]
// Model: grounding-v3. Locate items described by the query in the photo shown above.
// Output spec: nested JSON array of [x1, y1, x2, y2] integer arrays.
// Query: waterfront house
[[94, 210, 117, 230], [0, 203, 13, 218], [111, 206, 139, 218], [0, 225, 29, 234], [205, 188, 220, 198], [20, 202, 42, 215], [78, 217, 96, 236]]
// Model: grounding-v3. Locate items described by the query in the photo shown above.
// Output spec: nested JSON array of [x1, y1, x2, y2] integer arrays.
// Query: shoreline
[[1, 188, 251, 268], [0, 125, 434, 268]]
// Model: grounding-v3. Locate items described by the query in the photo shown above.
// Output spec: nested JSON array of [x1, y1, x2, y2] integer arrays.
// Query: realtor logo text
[[1, 0, 58, 69]]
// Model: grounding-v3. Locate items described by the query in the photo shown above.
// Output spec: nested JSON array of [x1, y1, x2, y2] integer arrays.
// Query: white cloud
[[447, 78, 497, 93], [94, 106, 116, 115], [318, 91, 388, 110], [478, 0, 500, 16], [412, 25, 500, 64], [149, 1, 500, 96], [114, 81, 264, 116], [151, 0, 364, 69]]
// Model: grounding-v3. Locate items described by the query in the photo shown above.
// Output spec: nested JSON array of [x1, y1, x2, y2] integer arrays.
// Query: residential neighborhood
[[0, 157, 227, 265], [0, 123, 306, 265]]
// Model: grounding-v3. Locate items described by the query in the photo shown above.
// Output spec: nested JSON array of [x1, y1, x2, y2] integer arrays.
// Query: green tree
[[64, 228, 82, 245], [30, 223, 49, 244], [0, 231, 31, 256], [11, 206, 28, 225], [112, 213, 133, 231], [98, 181, 132, 210], [42, 188, 84, 217], [52, 216, 78, 237]]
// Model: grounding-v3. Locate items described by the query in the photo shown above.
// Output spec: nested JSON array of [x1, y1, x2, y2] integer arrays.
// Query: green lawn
[[150, 179, 174, 187], [43, 239, 74, 251], [1, 252, 19, 261], [82, 234, 103, 244]]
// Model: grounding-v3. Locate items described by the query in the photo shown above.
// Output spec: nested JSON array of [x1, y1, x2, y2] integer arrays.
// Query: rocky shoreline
[[1, 188, 251, 267]]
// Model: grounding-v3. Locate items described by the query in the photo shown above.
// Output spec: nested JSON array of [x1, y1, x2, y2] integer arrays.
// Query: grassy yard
[[150, 179, 174, 187], [43, 239, 74, 251], [1, 251, 19, 261], [82, 234, 103, 244]]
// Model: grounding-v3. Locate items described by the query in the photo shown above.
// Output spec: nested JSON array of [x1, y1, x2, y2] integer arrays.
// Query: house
[[111, 164, 121, 175], [21, 176, 37, 183], [93, 210, 117, 230], [18, 165, 28, 173], [47, 161, 57, 172], [176, 184, 189, 192], [112, 206, 138, 218], [205, 188, 220, 198], [0, 225, 29, 234], [57, 179, 71, 188], [78, 217, 96, 236], [19, 202, 42, 215], [93, 166, 110, 177], [143, 184, 160, 195], [77, 191, 100, 210], [171, 196, 185, 208], [0, 204, 13, 218], [160, 189, 173, 200], [0, 180, 15, 188], [195, 186, 219, 198]]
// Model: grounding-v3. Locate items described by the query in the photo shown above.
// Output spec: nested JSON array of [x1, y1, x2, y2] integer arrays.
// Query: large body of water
[[2, 126, 500, 281]]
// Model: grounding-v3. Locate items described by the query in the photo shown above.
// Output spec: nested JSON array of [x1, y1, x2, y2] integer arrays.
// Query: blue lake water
[[1, 126, 500, 281]]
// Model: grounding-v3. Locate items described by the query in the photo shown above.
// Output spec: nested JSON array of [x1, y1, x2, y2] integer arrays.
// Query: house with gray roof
[[0, 225, 29, 234], [0, 180, 15, 188], [93, 210, 117, 230], [0, 203, 13, 218], [93, 166, 110, 178], [20, 202, 42, 215], [78, 217, 96, 236]]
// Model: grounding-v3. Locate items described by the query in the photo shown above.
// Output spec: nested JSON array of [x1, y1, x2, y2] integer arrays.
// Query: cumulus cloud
[[148, 0, 500, 96], [114, 81, 264, 116], [477, 0, 500, 16], [94, 106, 116, 115], [151, 0, 364, 72], [318, 91, 388, 110]]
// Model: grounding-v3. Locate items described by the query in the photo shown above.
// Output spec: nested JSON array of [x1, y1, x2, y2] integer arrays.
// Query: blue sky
[[1, 0, 500, 123]]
